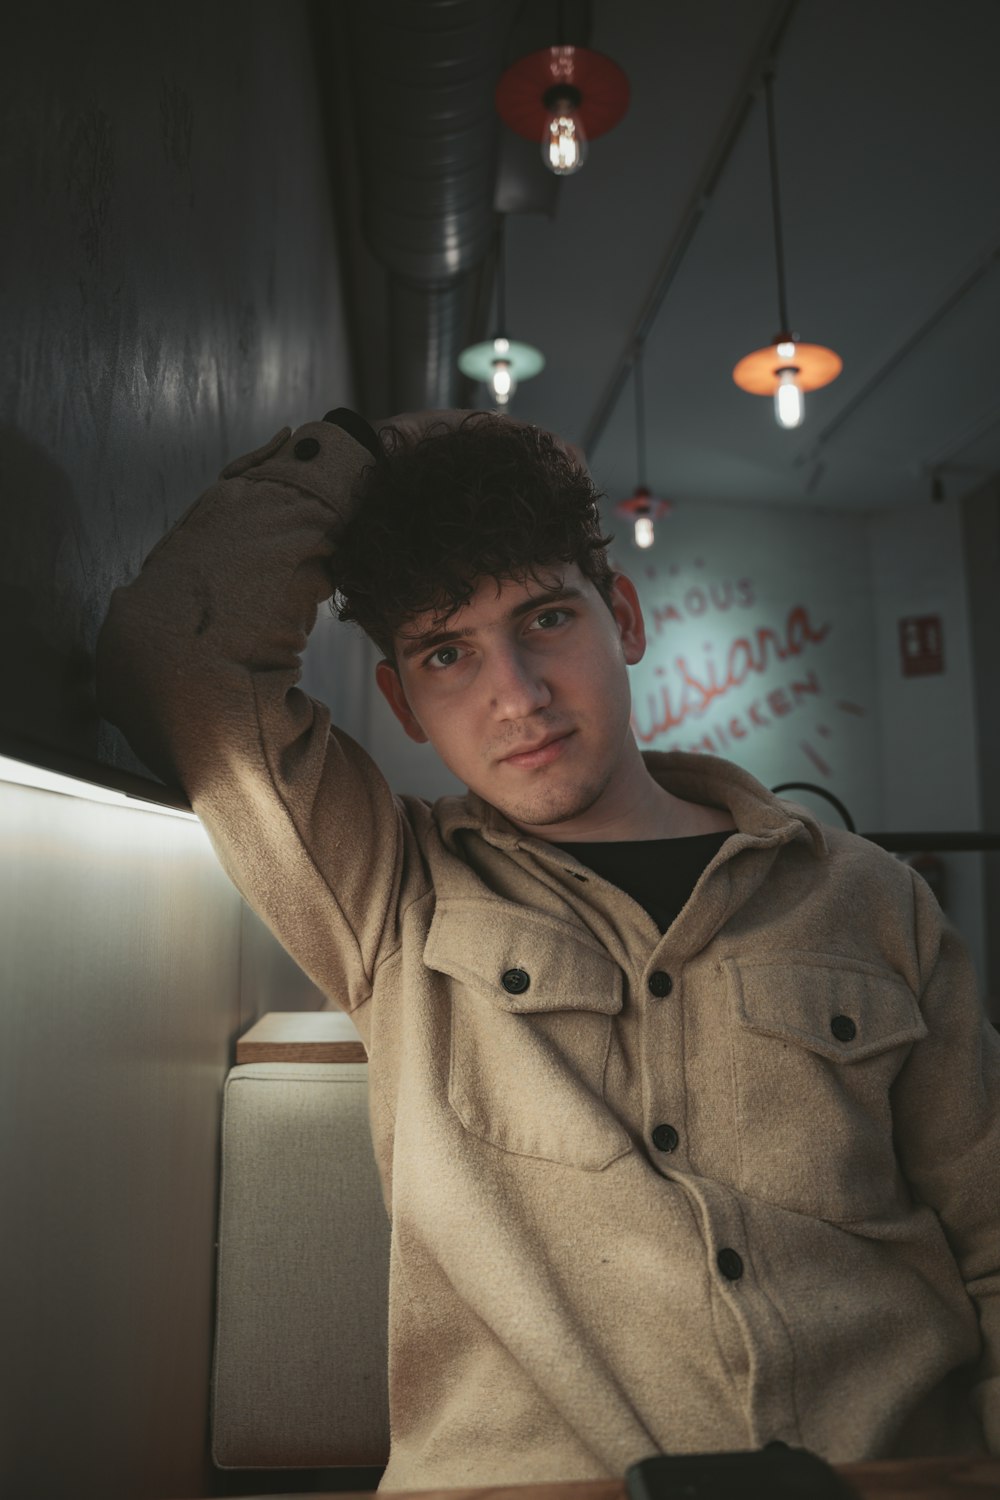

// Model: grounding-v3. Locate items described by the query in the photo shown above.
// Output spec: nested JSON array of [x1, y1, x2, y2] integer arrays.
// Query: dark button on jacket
[[648, 970, 673, 997], [652, 1123, 679, 1153], [717, 1248, 744, 1281], [831, 1014, 857, 1042], [294, 437, 321, 460], [501, 968, 530, 995]]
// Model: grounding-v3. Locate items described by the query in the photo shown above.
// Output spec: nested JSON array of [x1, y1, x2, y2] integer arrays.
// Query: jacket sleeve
[[95, 418, 421, 1017], [892, 869, 1000, 1452]]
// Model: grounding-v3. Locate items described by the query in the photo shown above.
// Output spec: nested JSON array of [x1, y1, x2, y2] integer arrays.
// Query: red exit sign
[[899, 615, 944, 676]]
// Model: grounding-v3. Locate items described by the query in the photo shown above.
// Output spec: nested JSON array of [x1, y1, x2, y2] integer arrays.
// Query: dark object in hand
[[626, 1445, 857, 1500]]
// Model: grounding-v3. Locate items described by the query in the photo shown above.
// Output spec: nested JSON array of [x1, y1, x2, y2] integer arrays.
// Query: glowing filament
[[544, 104, 588, 175]]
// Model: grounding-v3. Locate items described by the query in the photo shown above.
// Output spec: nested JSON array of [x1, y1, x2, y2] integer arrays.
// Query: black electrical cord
[[763, 69, 792, 335], [634, 343, 647, 488], [495, 218, 507, 338]]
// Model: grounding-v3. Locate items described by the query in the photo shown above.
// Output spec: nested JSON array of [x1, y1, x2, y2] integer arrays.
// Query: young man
[[97, 409, 999, 1489]]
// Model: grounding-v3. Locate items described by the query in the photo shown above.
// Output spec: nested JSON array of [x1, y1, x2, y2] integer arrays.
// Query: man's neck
[[552, 780, 735, 843], [511, 749, 736, 844]]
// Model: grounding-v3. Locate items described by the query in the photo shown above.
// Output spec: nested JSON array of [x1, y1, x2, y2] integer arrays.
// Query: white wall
[[613, 498, 884, 832], [866, 499, 986, 993], [866, 502, 981, 831]]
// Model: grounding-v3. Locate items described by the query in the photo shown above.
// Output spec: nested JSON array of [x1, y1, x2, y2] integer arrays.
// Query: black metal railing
[[772, 782, 1000, 852]]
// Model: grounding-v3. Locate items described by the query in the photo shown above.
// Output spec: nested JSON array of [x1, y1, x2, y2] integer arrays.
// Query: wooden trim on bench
[[236, 1011, 367, 1063]]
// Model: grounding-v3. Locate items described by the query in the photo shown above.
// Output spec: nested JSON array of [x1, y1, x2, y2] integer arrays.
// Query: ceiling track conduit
[[347, 0, 518, 411], [919, 398, 1000, 481], [798, 239, 1000, 463], [581, 0, 799, 458]]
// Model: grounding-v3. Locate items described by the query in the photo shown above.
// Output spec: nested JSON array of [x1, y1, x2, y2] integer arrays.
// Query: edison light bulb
[[491, 361, 515, 404], [491, 360, 516, 406], [634, 515, 655, 549], [774, 367, 804, 428], [543, 97, 588, 175], [489, 337, 517, 406]]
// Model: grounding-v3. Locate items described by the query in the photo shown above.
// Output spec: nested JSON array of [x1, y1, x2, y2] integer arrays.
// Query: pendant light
[[615, 343, 671, 549], [458, 220, 544, 409], [732, 70, 842, 427], [495, 5, 628, 179]]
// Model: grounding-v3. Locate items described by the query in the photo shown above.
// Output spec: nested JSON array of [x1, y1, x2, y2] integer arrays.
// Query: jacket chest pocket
[[425, 899, 632, 1171], [722, 954, 928, 1221]]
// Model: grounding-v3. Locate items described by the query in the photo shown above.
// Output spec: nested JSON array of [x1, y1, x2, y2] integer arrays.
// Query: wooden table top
[[213, 1454, 999, 1499], [236, 1009, 366, 1063]]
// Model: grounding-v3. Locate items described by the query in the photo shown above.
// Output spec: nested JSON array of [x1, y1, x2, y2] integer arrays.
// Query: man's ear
[[609, 572, 646, 666], [375, 660, 429, 744]]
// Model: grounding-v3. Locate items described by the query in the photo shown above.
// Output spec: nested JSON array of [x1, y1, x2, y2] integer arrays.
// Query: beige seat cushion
[[212, 1062, 390, 1468]]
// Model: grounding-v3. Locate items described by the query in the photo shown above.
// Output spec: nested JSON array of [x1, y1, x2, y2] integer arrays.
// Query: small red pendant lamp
[[495, 42, 629, 176], [616, 343, 671, 550], [732, 70, 842, 427]]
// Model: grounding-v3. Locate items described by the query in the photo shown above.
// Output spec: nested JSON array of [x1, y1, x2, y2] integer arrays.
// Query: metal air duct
[[347, 0, 516, 410]]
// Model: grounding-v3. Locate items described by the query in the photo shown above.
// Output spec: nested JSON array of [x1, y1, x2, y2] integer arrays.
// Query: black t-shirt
[[552, 831, 732, 933]]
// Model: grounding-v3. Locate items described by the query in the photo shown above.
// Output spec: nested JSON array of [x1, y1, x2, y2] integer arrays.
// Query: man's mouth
[[499, 732, 574, 769]]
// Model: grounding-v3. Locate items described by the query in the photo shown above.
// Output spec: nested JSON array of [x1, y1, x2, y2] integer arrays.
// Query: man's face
[[374, 564, 647, 837]]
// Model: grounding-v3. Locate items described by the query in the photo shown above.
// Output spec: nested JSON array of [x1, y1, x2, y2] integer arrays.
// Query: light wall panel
[[1, 781, 241, 1499]]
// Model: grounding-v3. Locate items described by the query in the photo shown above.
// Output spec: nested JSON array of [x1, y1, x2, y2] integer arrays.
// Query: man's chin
[[489, 778, 611, 836]]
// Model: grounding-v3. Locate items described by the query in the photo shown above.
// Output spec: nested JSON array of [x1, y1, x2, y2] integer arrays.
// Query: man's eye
[[427, 645, 461, 669], [532, 608, 570, 630]]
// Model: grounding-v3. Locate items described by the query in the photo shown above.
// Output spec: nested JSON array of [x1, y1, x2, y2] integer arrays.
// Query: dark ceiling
[[334, 0, 1000, 513]]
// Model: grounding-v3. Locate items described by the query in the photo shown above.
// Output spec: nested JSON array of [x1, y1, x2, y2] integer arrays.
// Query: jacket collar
[[434, 750, 828, 859]]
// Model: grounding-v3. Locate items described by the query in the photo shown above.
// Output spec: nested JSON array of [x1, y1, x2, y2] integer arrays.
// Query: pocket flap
[[723, 952, 927, 1061], [424, 898, 623, 1015]]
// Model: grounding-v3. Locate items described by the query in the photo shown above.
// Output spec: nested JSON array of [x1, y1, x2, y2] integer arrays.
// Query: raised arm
[[96, 413, 419, 1017]]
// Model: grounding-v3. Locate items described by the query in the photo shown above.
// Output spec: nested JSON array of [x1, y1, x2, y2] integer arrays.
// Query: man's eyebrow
[[398, 587, 585, 661]]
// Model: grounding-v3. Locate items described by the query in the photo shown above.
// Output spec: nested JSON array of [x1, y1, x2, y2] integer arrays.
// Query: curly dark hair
[[332, 414, 615, 662]]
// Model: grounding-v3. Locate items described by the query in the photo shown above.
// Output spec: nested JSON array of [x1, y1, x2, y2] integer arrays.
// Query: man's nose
[[486, 645, 552, 719]]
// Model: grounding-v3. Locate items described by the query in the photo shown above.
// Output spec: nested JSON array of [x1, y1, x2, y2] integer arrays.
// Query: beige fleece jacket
[[96, 420, 1000, 1489]]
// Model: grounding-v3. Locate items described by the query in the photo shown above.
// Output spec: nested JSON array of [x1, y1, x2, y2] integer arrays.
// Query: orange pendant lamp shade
[[734, 70, 842, 428], [732, 339, 843, 395]]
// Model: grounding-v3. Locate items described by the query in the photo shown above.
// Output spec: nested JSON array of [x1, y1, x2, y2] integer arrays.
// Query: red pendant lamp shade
[[617, 486, 672, 523], [614, 349, 672, 549], [496, 46, 629, 143], [615, 488, 671, 551]]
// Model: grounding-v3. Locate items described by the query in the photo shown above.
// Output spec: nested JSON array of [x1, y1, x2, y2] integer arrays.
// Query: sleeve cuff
[[323, 407, 382, 462]]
